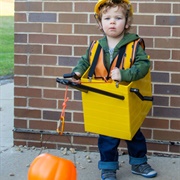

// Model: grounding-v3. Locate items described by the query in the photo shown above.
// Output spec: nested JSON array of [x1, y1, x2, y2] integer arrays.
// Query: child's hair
[[95, 0, 133, 33]]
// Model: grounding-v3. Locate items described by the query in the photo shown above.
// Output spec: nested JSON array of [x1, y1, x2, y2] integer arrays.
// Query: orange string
[[57, 86, 69, 135], [61, 86, 69, 119]]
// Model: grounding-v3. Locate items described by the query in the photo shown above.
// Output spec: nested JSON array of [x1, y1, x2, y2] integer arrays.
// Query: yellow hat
[[94, 0, 133, 15]]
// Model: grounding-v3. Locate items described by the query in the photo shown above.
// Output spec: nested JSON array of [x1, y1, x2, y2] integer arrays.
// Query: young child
[[72, 0, 157, 179]]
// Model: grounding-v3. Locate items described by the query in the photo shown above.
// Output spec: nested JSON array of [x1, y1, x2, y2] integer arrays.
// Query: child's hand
[[111, 67, 121, 82], [72, 72, 81, 83]]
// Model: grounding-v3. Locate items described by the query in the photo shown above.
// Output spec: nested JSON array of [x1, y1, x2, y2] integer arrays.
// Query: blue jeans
[[98, 129, 147, 170]]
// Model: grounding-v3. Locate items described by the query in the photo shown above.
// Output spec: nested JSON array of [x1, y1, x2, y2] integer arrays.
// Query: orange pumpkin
[[28, 153, 77, 180]]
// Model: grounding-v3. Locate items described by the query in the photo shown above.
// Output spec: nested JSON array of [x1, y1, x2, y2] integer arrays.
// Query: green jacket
[[73, 33, 150, 82]]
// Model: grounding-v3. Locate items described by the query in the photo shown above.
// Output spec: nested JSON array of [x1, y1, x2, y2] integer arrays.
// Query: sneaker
[[131, 163, 157, 178], [101, 170, 117, 180]]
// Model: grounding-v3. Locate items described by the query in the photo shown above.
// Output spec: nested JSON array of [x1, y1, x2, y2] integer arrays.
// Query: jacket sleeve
[[120, 45, 150, 82], [72, 48, 90, 76]]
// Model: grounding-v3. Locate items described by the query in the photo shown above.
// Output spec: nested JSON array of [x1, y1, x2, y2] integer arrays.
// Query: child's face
[[101, 6, 128, 38]]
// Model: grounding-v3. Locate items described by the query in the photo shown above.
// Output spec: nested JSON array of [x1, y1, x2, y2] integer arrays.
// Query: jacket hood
[[98, 33, 141, 52]]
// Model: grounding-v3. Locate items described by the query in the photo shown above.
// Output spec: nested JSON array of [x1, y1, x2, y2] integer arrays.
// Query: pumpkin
[[28, 153, 77, 180]]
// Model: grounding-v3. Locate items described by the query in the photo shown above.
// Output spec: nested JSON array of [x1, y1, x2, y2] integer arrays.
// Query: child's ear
[[125, 24, 129, 29], [97, 21, 103, 30], [99, 23, 103, 30]]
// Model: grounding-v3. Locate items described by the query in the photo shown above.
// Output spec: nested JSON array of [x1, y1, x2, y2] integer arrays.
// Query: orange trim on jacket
[[89, 39, 145, 80]]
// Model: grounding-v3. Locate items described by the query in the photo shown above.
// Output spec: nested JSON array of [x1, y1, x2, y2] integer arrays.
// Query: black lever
[[130, 88, 153, 101]]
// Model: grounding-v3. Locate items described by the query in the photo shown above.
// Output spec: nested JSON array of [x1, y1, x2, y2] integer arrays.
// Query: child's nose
[[110, 18, 115, 24]]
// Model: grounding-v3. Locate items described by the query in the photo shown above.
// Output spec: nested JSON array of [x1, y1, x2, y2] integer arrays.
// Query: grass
[[0, 16, 14, 76]]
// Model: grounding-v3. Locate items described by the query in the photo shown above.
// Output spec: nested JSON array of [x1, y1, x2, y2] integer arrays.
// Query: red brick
[[29, 120, 56, 130], [29, 77, 56, 87], [89, 146, 99, 152], [14, 55, 27, 64], [155, 38, 180, 49], [59, 14, 87, 23], [29, 55, 57, 65], [14, 87, 41, 98], [15, 2, 42, 11], [14, 132, 40, 141], [75, 24, 101, 35], [14, 66, 42, 76], [14, 97, 27, 107], [131, 3, 137, 13], [151, 72, 169, 83], [141, 129, 152, 139], [15, 44, 42, 54], [90, 14, 99, 23], [64, 122, 85, 133], [169, 145, 180, 153], [156, 15, 180, 25], [172, 27, 180, 37], [14, 34, 27, 43], [74, 136, 98, 146], [154, 61, 180, 72], [142, 118, 169, 129], [14, 119, 27, 128], [147, 49, 170, 60], [74, 46, 88, 56], [43, 110, 71, 122], [154, 84, 180, 96], [130, 26, 137, 34], [44, 67, 71, 77], [153, 130, 180, 141], [152, 95, 169, 106], [147, 143, 168, 152], [139, 3, 171, 13], [43, 24, 72, 34], [14, 76, 27, 86], [58, 56, 79, 67], [43, 45, 71, 56], [44, 2, 72, 12], [14, 108, 41, 118], [172, 50, 180, 60], [74, 112, 84, 122], [75, 2, 95, 12], [15, 23, 42, 33], [74, 91, 82, 101], [58, 100, 83, 111], [173, 3, 180, 14], [142, 38, 153, 48], [154, 106, 180, 118], [170, 120, 180, 130], [29, 34, 57, 44], [139, 26, 170, 36], [14, 13, 27, 22], [43, 89, 72, 100], [90, 35, 104, 43], [58, 35, 87, 45], [133, 15, 154, 25], [170, 97, 180, 107], [29, 98, 56, 109], [171, 74, 180, 84]]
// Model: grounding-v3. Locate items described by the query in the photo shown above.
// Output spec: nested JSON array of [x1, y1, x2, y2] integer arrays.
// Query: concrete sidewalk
[[0, 80, 14, 152], [0, 81, 180, 180]]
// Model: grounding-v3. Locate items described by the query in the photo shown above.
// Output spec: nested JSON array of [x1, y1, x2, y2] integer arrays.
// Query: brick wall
[[14, 0, 180, 155]]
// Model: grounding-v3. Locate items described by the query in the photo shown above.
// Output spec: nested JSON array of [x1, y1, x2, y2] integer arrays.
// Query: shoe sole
[[132, 170, 157, 178]]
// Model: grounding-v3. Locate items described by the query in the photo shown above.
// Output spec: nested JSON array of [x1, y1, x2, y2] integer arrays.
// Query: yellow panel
[[81, 71, 152, 140]]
